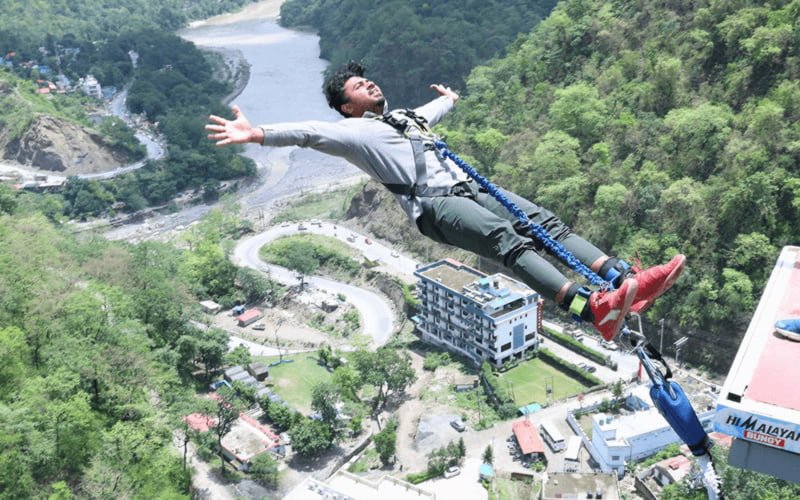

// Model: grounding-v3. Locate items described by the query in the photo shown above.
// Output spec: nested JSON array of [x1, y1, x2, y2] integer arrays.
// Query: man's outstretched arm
[[430, 83, 459, 104], [416, 84, 460, 127], [205, 105, 264, 146]]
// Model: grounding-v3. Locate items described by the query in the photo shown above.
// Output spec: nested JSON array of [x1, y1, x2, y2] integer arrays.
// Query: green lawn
[[500, 358, 591, 406], [255, 352, 332, 413]]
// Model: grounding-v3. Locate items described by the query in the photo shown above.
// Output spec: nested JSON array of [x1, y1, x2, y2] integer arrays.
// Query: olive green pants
[[415, 181, 606, 301]]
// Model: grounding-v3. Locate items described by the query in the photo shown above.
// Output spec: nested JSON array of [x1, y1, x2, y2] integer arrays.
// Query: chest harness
[[377, 109, 457, 199]]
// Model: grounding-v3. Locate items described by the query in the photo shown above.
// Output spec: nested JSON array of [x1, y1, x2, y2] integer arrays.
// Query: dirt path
[[392, 350, 437, 470], [174, 432, 236, 500]]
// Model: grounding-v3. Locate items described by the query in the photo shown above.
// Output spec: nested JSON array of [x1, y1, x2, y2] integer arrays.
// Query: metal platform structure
[[714, 246, 800, 483]]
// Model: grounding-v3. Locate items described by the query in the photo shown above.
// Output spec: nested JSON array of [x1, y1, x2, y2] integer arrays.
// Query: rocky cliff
[[0, 115, 124, 175], [343, 180, 474, 265]]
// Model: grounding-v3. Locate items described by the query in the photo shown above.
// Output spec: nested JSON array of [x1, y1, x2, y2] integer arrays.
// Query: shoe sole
[[604, 280, 638, 341], [776, 326, 800, 342], [630, 254, 686, 314]]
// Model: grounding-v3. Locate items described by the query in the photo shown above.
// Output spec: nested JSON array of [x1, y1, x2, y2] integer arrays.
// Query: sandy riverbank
[[188, 0, 284, 28]]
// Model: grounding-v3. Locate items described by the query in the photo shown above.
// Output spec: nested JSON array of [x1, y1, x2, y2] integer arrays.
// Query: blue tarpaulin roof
[[519, 402, 542, 415], [479, 463, 495, 477]]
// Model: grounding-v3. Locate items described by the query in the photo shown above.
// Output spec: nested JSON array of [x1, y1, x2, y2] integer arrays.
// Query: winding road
[[233, 221, 417, 347]]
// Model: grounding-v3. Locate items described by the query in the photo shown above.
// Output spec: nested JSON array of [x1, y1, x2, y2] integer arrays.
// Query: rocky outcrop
[[344, 179, 473, 265], [0, 115, 123, 175]]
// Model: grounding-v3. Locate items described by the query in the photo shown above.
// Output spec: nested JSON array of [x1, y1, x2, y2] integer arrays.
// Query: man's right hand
[[205, 105, 264, 146]]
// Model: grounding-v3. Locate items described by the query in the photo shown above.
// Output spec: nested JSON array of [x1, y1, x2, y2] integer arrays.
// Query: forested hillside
[[286, 0, 800, 372], [0, 204, 279, 498], [1, 0, 257, 220], [279, 0, 557, 107], [440, 0, 800, 370]]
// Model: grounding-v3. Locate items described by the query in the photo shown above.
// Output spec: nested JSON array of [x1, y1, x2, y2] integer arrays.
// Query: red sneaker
[[589, 278, 637, 341], [629, 254, 686, 313]]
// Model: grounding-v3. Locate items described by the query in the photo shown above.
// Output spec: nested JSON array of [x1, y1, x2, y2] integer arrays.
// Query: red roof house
[[184, 413, 217, 433], [236, 308, 263, 327], [512, 419, 546, 456]]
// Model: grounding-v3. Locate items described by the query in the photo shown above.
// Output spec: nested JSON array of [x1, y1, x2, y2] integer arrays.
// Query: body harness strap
[[378, 109, 455, 198]]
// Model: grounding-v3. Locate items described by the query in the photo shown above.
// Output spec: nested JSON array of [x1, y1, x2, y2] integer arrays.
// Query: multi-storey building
[[413, 258, 543, 367], [81, 74, 102, 99]]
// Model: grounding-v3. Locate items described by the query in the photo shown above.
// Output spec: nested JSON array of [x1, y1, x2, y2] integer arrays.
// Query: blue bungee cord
[[434, 140, 608, 288], [434, 138, 721, 498]]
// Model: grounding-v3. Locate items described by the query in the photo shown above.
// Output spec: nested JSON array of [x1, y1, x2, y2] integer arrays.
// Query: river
[[179, 10, 361, 210]]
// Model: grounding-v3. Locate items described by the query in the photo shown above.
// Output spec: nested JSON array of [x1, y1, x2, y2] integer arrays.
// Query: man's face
[[340, 76, 385, 117]]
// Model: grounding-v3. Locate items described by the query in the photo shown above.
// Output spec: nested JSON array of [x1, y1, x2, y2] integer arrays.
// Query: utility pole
[[674, 336, 688, 368], [659, 318, 665, 353], [275, 319, 285, 363]]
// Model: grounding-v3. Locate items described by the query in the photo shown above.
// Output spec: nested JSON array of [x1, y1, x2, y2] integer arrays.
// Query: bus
[[564, 436, 582, 472], [540, 420, 566, 452]]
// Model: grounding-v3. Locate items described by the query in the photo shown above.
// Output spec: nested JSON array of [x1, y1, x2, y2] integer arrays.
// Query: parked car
[[578, 362, 597, 373], [364, 237, 372, 245], [253, 323, 266, 331], [601, 340, 619, 351], [443, 466, 461, 478], [450, 418, 466, 432]]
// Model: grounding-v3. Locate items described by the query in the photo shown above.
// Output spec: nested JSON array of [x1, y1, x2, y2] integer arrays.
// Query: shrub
[[422, 351, 451, 371]]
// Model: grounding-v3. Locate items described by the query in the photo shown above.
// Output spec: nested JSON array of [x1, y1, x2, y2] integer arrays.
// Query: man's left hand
[[431, 84, 459, 103]]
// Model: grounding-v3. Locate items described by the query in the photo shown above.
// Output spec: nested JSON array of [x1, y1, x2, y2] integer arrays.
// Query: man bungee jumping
[[205, 61, 685, 341]]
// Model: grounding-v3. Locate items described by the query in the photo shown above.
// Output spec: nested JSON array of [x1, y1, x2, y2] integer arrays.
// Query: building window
[[501, 342, 511, 352], [611, 455, 620, 461]]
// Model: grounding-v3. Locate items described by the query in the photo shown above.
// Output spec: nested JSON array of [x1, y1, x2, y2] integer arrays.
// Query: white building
[[81, 74, 102, 99], [413, 258, 542, 367], [590, 403, 715, 476], [285, 471, 435, 500]]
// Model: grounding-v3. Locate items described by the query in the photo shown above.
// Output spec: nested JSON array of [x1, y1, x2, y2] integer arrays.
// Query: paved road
[[233, 222, 399, 347], [541, 320, 642, 385]]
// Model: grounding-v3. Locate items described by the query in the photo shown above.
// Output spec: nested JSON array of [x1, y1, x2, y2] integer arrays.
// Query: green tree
[[373, 420, 397, 465], [0, 184, 17, 215], [290, 418, 334, 457], [611, 380, 624, 403], [267, 403, 297, 433], [249, 452, 279, 487], [214, 391, 239, 468], [548, 82, 607, 147], [482, 444, 494, 465], [661, 103, 733, 180], [196, 328, 229, 382], [332, 365, 362, 401], [225, 345, 252, 368], [311, 381, 341, 427], [352, 348, 416, 415], [0, 327, 30, 390]]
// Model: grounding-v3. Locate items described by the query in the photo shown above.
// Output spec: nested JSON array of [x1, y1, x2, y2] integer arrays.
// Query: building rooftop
[[512, 419, 545, 455], [221, 419, 274, 463], [416, 259, 536, 311], [541, 472, 620, 500], [652, 453, 692, 483], [236, 308, 262, 323], [595, 409, 671, 441], [417, 258, 484, 291], [285, 471, 434, 500], [183, 413, 216, 433]]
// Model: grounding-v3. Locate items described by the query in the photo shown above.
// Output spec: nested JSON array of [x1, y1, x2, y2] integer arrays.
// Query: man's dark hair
[[323, 61, 366, 118]]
